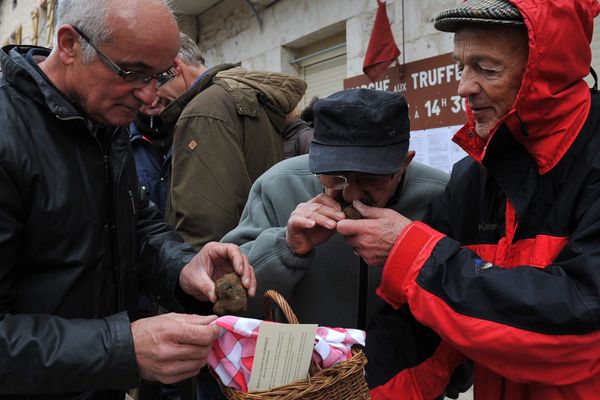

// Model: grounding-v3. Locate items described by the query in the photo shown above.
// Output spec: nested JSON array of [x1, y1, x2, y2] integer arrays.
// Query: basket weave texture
[[214, 290, 371, 400]]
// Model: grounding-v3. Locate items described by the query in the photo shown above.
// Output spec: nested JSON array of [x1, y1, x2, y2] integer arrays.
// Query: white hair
[[55, 0, 175, 63]]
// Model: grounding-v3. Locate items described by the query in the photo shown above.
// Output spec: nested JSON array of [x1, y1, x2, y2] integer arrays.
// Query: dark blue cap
[[309, 88, 410, 175]]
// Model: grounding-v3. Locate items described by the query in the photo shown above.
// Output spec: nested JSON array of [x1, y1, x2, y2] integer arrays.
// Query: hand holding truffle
[[179, 242, 256, 303], [336, 200, 412, 266], [285, 193, 346, 255]]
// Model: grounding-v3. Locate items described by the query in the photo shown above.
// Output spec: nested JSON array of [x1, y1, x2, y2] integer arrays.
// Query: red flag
[[363, 0, 400, 81]]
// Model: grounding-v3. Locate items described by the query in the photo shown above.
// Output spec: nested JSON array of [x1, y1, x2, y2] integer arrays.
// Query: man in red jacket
[[338, 0, 600, 399]]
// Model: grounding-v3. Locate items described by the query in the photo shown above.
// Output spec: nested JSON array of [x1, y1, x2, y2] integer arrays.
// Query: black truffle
[[213, 273, 248, 316], [343, 205, 363, 220]]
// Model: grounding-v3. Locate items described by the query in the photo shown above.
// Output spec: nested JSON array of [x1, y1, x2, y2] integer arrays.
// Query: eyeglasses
[[72, 26, 176, 88], [316, 173, 396, 191]]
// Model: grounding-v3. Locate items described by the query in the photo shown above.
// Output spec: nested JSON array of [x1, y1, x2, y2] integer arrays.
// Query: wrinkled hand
[[179, 242, 256, 303], [285, 193, 346, 255], [336, 200, 412, 266], [132, 313, 220, 384]]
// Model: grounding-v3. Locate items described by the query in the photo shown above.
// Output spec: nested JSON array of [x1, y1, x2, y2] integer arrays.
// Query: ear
[[56, 25, 81, 66], [173, 58, 184, 75], [175, 58, 197, 90], [402, 150, 416, 169]]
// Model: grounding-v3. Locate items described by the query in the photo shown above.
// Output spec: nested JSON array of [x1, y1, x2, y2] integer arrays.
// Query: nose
[[342, 181, 366, 204], [133, 80, 159, 106], [457, 66, 480, 99]]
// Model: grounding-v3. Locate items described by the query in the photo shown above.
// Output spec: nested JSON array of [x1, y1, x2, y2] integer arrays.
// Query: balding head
[[42, 0, 180, 126], [55, 0, 179, 63]]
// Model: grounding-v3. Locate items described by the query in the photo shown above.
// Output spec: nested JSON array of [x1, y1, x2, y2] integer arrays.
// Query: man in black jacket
[[0, 0, 255, 399]]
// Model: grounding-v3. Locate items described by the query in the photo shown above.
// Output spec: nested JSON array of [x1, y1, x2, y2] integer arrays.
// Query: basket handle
[[263, 289, 299, 324]]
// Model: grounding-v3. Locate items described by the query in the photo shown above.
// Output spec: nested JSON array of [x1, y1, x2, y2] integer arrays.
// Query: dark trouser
[[194, 369, 227, 400], [365, 304, 440, 388], [364, 304, 472, 399]]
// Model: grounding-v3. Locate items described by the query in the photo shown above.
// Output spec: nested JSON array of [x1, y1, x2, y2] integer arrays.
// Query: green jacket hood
[[214, 67, 307, 114], [161, 63, 235, 127]]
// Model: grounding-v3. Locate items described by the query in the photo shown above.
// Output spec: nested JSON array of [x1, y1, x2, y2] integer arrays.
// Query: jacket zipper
[[54, 113, 124, 314], [110, 128, 128, 312], [103, 155, 109, 184], [128, 189, 136, 216]]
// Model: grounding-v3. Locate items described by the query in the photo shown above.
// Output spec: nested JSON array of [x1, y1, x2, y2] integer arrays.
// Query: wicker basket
[[212, 289, 371, 400]]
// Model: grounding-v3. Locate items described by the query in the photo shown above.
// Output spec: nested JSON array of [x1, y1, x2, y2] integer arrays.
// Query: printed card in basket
[[247, 322, 317, 392]]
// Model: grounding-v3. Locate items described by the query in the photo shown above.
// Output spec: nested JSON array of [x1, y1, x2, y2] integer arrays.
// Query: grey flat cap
[[434, 0, 524, 32]]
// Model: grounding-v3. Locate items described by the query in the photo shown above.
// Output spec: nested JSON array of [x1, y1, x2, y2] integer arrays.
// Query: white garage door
[[301, 51, 347, 108], [292, 41, 347, 109]]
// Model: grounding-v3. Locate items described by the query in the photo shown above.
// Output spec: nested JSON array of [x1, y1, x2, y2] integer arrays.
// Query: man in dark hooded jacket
[[129, 95, 172, 217]]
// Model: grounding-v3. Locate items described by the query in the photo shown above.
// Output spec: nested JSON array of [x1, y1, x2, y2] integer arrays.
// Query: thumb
[[180, 317, 221, 344], [194, 268, 217, 303], [353, 200, 386, 219], [202, 279, 217, 303], [185, 314, 219, 326]]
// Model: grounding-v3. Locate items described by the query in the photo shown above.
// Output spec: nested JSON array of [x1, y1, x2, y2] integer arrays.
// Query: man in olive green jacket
[[159, 41, 307, 250]]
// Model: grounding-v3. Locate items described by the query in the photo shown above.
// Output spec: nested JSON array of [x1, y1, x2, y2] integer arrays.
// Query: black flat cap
[[434, 0, 524, 32], [309, 89, 410, 175]]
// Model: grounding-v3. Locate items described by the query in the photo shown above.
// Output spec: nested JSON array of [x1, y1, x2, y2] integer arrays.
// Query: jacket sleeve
[[167, 112, 248, 249], [133, 186, 206, 314], [220, 169, 316, 318], [377, 194, 600, 386], [0, 165, 138, 394]]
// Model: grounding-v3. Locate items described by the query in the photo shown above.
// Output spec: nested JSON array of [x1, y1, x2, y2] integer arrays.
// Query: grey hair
[[178, 32, 205, 67], [55, 0, 175, 64]]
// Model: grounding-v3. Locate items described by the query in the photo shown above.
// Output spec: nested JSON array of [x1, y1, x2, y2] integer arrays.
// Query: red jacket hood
[[453, 0, 600, 175]]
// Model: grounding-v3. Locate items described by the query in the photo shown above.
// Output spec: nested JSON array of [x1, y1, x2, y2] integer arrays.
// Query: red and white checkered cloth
[[207, 316, 365, 392]]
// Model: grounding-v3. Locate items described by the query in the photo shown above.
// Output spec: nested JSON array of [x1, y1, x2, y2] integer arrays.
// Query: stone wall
[[192, 0, 460, 77], [0, 0, 53, 47]]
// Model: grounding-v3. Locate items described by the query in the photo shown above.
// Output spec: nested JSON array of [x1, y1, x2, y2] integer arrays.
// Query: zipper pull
[[128, 189, 137, 216], [103, 155, 109, 184]]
